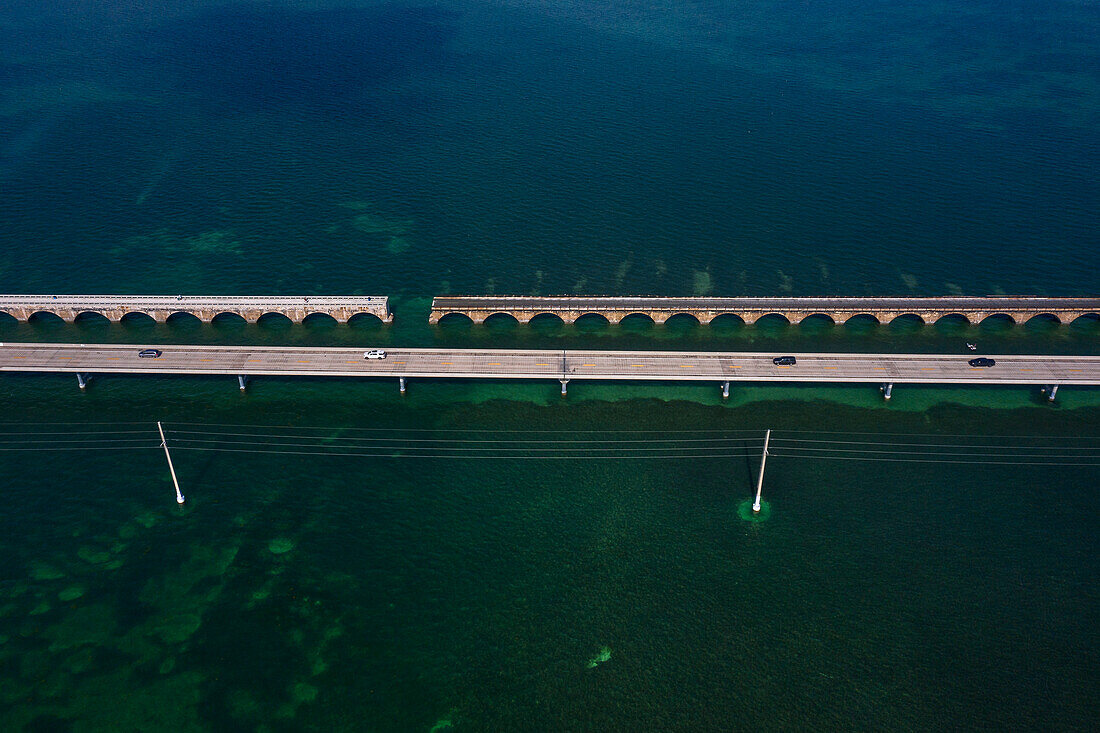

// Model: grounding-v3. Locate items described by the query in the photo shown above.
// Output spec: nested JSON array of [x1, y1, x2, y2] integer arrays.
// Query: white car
[[364, 350, 387, 360]]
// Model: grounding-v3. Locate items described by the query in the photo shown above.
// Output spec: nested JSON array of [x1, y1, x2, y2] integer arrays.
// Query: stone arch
[[303, 312, 340, 326], [484, 312, 520, 326], [799, 313, 836, 326], [166, 311, 203, 326], [1024, 313, 1060, 326], [620, 312, 656, 325], [889, 313, 926, 326], [436, 312, 474, 326], [665, 312, 702, 326], [211, 311, 249, 325], [119, 311, 157, 325], [844, 313, 881, 325], [978, 313, 1016, 327], [754, 313, 792, 326], [574, 312, 611, 327], [933, 313, 971, 328], [0, 309, 18, 324], [257, 312, 293, 327], [74, 311, 111, 324], [529, 313, 566, 330], [28, 310, 65, 324], [709, 313, 747, 327], [346, 312, 385, 327]]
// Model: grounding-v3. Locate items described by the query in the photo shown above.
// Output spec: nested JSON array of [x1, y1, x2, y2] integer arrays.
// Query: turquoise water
[[1, 1, 1098, 730]]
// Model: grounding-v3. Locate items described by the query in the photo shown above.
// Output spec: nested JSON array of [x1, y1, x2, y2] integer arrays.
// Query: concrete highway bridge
[[0, 295, 392, 324], [428, 296, 1100, 326], [2, 343, 1095, 400]]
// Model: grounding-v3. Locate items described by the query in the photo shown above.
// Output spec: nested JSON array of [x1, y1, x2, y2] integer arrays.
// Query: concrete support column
[[560, 379, 569, 397], [399, 377, 407, 394], [882, 383, 893, 400], [1047, 384, 1059, 402], [76, 373, 90, 390], [721, 381, 730, 399], [238, 375, 249, 391]]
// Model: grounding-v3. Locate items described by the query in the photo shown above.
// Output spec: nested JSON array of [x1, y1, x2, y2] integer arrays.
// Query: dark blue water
[[0, 1, 1097, 730]]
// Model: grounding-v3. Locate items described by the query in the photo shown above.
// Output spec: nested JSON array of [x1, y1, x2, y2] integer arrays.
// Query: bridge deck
[[432, 296, 1100, 311], [429, 295, 1100, 324], [1, 343, 1097, 385], [0, 295, 392, 323]]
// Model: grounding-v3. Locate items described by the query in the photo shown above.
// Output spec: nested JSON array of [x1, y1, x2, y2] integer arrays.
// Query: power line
[[165, 429, 765, 444], [165, 422, 770, 434], [0, 445, 159, 452], [164, 422, 1100, 441], [768, 445, 1100, 458], [0, 428, 158, 436], [171, 446, 760, 459], [0, 421, 153, 427], [0, 437, 163, 445], [770, 451, 1100, 467], [773, 437, 1100, 449], [165, 439, 759, 454]]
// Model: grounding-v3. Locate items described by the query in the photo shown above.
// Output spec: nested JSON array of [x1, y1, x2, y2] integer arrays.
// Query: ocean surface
[[0, 0, 1098, 730]]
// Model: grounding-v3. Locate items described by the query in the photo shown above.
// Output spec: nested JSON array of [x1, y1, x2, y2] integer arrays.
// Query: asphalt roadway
[[1, 343, 1097, 385]]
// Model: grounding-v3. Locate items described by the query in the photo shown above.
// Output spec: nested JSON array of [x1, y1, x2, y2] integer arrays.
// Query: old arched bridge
[[429, 296, 1099, 326], [0, 295, 392, 324]]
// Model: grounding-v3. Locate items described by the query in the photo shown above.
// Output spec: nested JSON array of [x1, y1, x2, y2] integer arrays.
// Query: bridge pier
[[399, 377, 407, 394], [1046, 384, 1059, 402], [76, 373, 90, 390], [238, 374, 248, 391], [560, 379, 569, 397], [721, 381, 730, 399], [882, 383, 893, 400]]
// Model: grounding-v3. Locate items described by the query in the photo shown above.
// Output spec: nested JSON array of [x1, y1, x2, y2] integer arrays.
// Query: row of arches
[[436, 311, 1100, 327], [0, 310, 389, 326]]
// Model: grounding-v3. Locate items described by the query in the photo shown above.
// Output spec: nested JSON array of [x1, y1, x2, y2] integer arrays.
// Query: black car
[[138, 349, 162, 358], [772, 355, 797, 366], [968, 357, 995, 368]]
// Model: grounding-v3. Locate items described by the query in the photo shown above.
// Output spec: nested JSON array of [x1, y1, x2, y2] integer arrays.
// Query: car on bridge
[[968, 357, 996, 367], [138, 349, 162, 358], [364, 350, 387, 360], [772, 356, 796, 366]]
